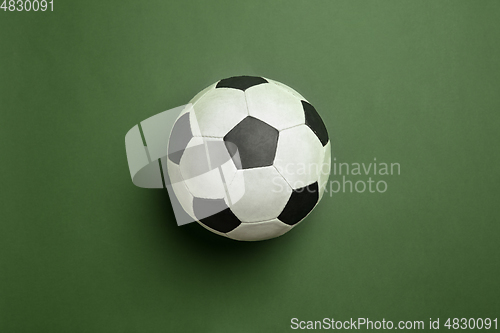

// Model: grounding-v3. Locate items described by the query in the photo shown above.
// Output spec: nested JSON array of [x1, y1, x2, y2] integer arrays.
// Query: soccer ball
[[166, 76, 331, 241]]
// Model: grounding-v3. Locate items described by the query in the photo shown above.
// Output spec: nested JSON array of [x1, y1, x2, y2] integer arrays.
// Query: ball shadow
[[145, 189, 291, 262]]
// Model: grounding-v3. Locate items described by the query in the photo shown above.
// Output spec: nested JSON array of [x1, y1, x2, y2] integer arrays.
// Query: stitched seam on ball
[[237, 218, 292, 226], [272, 165, 293, 192], [279, 122, 305, 133], [243, 89, 250, 116], [192, 134, 224, 139]]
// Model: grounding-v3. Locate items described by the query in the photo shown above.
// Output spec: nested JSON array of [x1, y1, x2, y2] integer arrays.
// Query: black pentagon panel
[[216, 76, 268, 91], [224, 116, 279, 169], [168, 113, 192, 164], [193, 197, 241, 233], [302, 101, 329, 146], [278, 182, 319, 225]]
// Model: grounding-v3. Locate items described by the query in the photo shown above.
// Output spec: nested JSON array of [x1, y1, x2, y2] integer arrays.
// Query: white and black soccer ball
[[166, 76, 331, 241]]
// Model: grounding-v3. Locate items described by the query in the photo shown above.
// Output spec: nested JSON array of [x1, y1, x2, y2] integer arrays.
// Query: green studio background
[[1, 1, 499, 332]]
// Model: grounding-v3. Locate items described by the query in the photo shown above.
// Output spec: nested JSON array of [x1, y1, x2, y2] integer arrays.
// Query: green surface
[[1, 1, 499, 332]]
